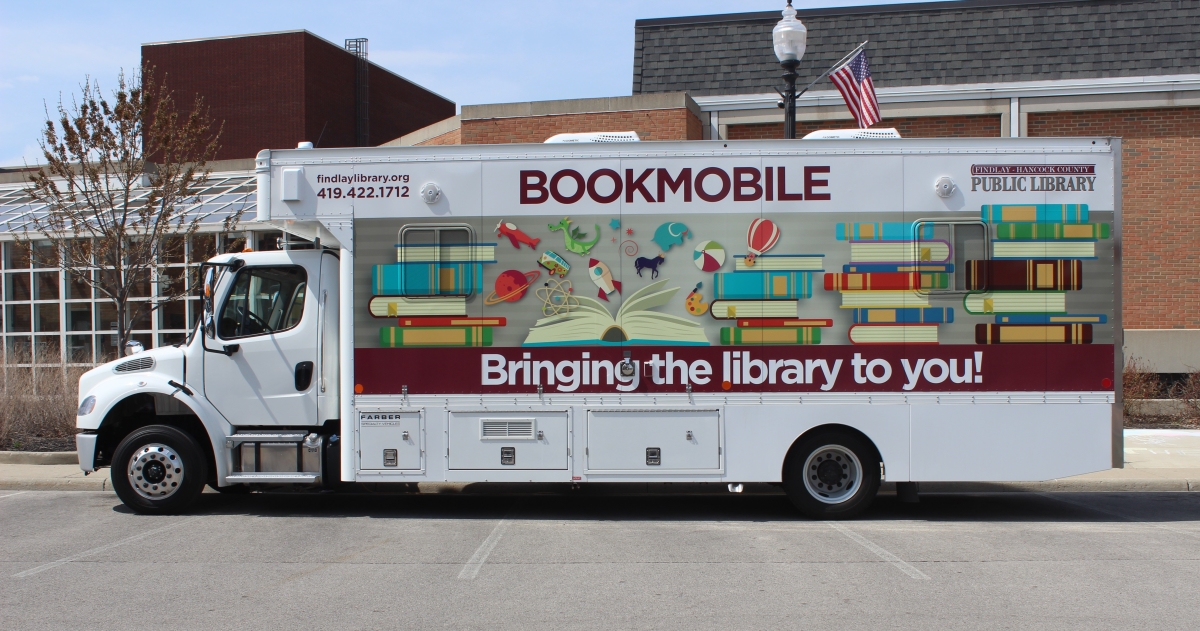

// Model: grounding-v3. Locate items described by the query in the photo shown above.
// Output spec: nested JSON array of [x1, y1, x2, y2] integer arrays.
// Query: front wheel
[[111, 425, 208, 514], [783, 430, 880, 520]]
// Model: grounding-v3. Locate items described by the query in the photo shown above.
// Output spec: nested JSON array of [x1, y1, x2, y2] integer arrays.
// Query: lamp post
[[773, 1, 808, 139]]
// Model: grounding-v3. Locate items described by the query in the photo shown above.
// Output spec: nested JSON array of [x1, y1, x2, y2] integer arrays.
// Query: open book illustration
[[522, 279, 710, 346]]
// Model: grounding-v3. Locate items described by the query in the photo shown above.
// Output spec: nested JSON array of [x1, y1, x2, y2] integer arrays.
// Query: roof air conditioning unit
[[544, 131, 641, 144], [802, 128, 902, 140]]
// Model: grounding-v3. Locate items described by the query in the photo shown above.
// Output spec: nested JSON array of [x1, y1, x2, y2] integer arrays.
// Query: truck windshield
[[217, 266, 307, 339]]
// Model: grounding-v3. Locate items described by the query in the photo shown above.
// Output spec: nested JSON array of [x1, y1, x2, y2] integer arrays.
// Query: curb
[[911, 479, 1200, 493], [0, 477, 109, 492], [0, 451, 78, 465]]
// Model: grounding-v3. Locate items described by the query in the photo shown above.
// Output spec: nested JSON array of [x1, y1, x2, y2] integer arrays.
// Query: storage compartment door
[[448, 411, 568, 470], [359, 412, 422, 470], [587, 410, 721, 472]]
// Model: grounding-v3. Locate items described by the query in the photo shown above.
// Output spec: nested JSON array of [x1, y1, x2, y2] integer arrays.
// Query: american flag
[[829, 50, 881, 129]]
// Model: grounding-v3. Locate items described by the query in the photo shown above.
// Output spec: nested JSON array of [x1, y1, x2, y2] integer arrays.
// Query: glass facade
[[0, 231, 281, 368], [0, 170, 266, 373]]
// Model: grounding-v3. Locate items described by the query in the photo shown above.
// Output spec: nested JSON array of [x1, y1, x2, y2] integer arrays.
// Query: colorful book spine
[[735, 318, 834, 328], [835, 222, 934, 241], [840, 291, 930, 309], [991, 242, 1096, 259], [975, 323, 1092, 344], [849, 240, 951, 263], [368, 296, 467, 318], [848, 324, 939, 345], [733, 255, 824, 271], [709, 301, 798, 319], [395, 316, 507, 327], [824, 272, 948, 291], [843, 263, 954, 274], [395, 244, 497, 263], [851, 308, 954, 324], [981, 204, 1088, 224], [713, 271, 812, 300], [993, 223, 1109, 240], [720, 327, 820, 345], [963, 292, 1067, 314], [964, 260, 1083, 291], [995, 314, 1107, 324], [380, 326, 493, 347], [372, 263, 483, 296]]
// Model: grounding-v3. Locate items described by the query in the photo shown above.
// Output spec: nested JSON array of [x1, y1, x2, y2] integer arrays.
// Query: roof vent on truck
[[803, 128, 901, 139], [544, 131, 641, 143]]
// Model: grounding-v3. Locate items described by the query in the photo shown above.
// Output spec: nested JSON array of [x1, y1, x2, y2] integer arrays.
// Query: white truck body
[[76, 138, 1122, 515]]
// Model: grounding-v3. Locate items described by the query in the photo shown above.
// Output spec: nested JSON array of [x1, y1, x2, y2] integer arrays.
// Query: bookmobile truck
[[75, 136, 1122, 518]]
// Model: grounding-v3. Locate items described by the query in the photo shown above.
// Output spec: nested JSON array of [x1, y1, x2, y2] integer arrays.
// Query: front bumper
[[76, 433, 98, 473]]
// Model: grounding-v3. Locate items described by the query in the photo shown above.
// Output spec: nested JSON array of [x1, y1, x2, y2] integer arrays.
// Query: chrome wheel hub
[[128, 443, 184, 500], [802, 445, 861, 504]]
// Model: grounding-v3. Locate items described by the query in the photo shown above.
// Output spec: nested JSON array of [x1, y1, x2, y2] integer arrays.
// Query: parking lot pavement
[[3, 489, 1200, 630]]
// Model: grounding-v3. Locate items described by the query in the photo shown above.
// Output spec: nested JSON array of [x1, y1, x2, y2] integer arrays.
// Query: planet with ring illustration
[[483, 269, 542, 305]]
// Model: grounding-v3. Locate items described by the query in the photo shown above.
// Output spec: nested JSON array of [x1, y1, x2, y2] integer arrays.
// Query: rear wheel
[[783, 430, 880, 519], [111, 425, 208, 514]]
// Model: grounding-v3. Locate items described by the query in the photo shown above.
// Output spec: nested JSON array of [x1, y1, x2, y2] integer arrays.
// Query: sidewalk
[[3, 429, 1200, 493]]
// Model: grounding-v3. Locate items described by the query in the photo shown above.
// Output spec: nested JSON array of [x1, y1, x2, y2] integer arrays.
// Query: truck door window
[[217, 266, 308, 339], [916, 221, 989, 293]]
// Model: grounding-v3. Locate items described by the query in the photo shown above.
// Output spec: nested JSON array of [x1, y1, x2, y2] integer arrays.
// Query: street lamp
[[773, 1, 808, 139]]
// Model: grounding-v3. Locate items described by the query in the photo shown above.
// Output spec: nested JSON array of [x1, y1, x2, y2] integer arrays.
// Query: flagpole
[[793, 40, 869, 101]]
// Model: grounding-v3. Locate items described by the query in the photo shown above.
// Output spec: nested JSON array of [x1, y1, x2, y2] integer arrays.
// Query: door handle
[[295, 361, 314, 391]]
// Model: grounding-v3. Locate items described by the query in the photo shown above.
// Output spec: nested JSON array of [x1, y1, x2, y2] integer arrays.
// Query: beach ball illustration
[[693, 240, 726, 272]]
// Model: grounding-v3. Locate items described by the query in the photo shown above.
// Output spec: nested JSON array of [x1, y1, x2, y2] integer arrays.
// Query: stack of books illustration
[[370, 242, 502, 347], [970, 204, 1106, 344], [829, 222, 952, 344], [716, 252, 826, 345]]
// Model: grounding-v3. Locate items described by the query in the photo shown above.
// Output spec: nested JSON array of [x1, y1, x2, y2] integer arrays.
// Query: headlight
[[77, 396, 96, 416]]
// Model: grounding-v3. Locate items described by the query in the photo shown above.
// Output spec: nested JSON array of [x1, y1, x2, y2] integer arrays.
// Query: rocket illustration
[[587, 258, 622, 301], [496, 220, 540, 250]]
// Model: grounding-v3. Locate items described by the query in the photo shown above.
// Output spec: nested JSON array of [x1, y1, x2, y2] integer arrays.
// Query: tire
[[783, 430, 881, 520], [111, 425, 209, 514]]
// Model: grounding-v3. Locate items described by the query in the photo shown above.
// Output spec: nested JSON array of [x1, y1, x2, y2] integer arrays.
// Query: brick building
[[400, 0, 1200, 373], [0, 30, 454, 370], [143, 31, 454, 160]]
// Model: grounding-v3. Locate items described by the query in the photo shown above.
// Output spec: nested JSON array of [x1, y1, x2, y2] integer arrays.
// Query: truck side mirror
[[202, 267, 215, 339]]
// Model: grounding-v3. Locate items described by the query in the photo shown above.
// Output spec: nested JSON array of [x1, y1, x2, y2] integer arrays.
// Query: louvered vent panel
[[480, 419, 535, 439], [113, 356, 155, 373]]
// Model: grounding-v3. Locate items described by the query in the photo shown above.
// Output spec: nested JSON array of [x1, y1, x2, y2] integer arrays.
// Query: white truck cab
[[76, 248, 340, 512]]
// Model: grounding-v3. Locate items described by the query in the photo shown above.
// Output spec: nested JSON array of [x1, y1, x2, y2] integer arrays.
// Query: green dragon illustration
[[547, 217, 602, 256]]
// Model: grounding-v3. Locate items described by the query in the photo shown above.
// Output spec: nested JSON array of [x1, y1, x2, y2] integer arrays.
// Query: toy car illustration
[[538, 251, 570, 277]]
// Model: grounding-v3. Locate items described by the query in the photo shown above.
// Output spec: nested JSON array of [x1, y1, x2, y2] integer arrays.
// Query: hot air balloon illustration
[[744, 218, 780, 267]]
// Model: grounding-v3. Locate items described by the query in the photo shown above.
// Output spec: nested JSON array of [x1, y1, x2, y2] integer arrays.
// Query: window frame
[[215, 264, 309, 341], [913, 219, 991, 296]]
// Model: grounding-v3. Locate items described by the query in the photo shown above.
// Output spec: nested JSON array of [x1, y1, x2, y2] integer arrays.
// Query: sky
[[0, 0, 949, 167]]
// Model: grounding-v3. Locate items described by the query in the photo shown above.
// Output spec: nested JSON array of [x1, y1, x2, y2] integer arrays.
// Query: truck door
[[204, 253, 322, 426]]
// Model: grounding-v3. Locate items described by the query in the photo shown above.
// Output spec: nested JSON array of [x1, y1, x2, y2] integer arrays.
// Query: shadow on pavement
[[105, 486, 1200, 525]]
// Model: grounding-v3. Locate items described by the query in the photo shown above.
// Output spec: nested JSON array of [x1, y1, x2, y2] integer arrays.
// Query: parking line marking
[[0, 491, 29, 500], [13, 516, 201, 578], [827, 521, 930, 580], [458, 509, 516, 580]]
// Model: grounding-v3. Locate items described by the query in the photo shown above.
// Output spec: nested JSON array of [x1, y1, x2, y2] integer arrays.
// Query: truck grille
[[114, 356, 155, 373]]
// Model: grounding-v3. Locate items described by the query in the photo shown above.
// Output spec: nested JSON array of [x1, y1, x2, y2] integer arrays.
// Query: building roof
[[0, 169, 257, 237], [633, 0, 1200, 96]]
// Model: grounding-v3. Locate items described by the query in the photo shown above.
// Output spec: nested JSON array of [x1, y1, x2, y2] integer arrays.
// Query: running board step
[[225, 432, 309, 448], [225, 473, 319, 484]]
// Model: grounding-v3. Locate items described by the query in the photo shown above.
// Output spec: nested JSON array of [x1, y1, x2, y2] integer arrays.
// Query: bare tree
[[21, 66, 239, 356]]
